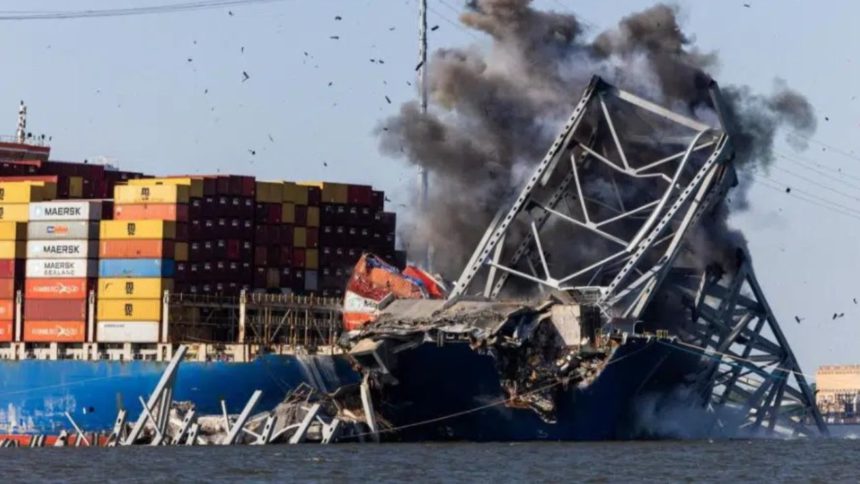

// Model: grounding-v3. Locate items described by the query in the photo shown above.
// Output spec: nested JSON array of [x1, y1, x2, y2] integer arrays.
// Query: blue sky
[[1, 0, 859, 375]]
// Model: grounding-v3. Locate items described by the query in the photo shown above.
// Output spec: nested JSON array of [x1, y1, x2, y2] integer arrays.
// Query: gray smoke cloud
[[378, 1, 816, 279]]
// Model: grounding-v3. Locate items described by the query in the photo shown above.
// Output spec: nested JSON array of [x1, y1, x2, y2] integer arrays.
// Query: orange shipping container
[[24, 321, 86, 343], [113, 204, 189, 222], [0, 299, 12, 319], [0, 320, 11, 342], [25, 278, 90, 299], [0, 279, 15, 299], [99, 240, 177, 259]]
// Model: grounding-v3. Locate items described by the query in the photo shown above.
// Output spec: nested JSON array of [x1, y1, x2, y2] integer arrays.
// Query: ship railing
[[0, 134, 48, 146]]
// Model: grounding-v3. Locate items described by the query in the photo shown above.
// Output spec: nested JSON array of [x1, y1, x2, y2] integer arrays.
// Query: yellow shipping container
[[307, 206, 320, 227], [98, 278, 174, 300], [0, 241, 25, 258], [0, 181, 51, 203], [319, 182, 348, 204], [305, 248, 319, 269], [294, 226, 307, 248], [0, 204, 30, 221], [175, 242, 188, 261], [115, 184, 190, 204], [282, 182, 309, 205], [0, 221, 27, 240], [69, 177, 83, 198], [128, 178, 203, 198], [256, 181, 284, 203], [97, 298, 162, 321], [100, 220, 177, 239], [282, 203, 295, 224]]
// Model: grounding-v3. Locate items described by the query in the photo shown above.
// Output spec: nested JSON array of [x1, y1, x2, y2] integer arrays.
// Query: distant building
[[816, 365, 860, 422]]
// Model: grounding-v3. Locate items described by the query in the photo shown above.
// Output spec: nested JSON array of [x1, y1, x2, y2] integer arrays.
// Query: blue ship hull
[[0, 354, 359, 434], [375, 337, 705, 441]]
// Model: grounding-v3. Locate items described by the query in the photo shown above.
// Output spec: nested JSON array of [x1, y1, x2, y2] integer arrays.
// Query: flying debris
[[323, 162, 328, 167], [833, 313, 845, 320], [431, 25, 439, 31], [370, 59, 376, 63], [389, 26, 395, 31], [328, 81, 333, 86], [743, 3, 751, 7], [330, 35, 340, 40], [384, 196, 391, 202], [187, 58, 193, 62], [854, 298, 857, 304], [268, 134, 274, 142], [242, 71, 250, 82], [228, 10, 233, 16], [794, 316, 803, 324], [241, 46, 245, 53], [335, 15, 342, 20], [248, 149, 256, 156], [204, 89, 208, 94], [415, 60, 424, 71], [385, 96, 392, 104], [785, 187, 791, 193]]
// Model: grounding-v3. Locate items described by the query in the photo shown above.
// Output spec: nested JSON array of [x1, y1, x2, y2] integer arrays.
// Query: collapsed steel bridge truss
[[448, 75, 826, 436]]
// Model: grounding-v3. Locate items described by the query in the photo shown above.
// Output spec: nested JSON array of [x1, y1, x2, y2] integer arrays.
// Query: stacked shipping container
[[96, 183, 187, 343], [24, 201, 105, 343], [0, 182, 55, 342]]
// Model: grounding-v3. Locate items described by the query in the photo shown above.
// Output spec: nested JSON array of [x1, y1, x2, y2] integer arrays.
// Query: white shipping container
[[27, 221, 100, 240], [97, 321, 160, 343], [26, 240, 98, 259], [26, 258, 98, 278], [29, 200, 105, 221]]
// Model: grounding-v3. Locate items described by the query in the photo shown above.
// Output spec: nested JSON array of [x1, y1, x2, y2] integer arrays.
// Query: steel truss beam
[[663, 256, 827, 436], [449, 76, 732, 321]]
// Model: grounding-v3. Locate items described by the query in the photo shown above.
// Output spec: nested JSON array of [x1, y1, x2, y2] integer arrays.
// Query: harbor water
[[3, 439, 859, 482]]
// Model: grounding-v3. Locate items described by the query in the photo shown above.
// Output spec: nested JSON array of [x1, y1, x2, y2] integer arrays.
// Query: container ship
[[0, 107, 402, 435]]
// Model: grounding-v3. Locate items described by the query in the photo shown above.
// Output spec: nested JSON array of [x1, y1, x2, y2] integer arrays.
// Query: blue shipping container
[[98, 259, 175, 278]]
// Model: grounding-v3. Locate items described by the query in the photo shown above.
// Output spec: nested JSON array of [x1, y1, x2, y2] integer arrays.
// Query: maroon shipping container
[[307, 186, 321, 206], [254, 247, 267, 266], [279, 246, 292, 267], [292, 248, 306, 269], [253, 266, 267, 288], [175, 262, 189, 282], [24, 298, 86, 321], [295, 205, 307, 226], [306, 227, 319, 248], [371, 190, 384, 211], [347, 184, 373, 206]]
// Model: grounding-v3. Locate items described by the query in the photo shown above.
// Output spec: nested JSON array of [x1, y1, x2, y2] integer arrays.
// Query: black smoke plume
[[379, 1, 815, 280]]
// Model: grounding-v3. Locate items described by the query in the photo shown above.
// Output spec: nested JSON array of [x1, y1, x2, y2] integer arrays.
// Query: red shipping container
[[0, 278, 15, 299], [24, 299, 86, 321], [0, 259, 24, 279], [24, 321, 85, 343], [293, 248, 306, 269], [216, 176, 230, 195], [226, 239, 241, 260]]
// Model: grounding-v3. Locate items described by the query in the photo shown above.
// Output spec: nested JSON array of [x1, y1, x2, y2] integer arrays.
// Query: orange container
[[99, 240, 176, 259], [113, 204, 188, 221], [0, 320, 11, 342], [0, 278, 15, 299], [24, 299, 86, 320], [0, 299, 13, 320], [23, 320, 86, 342], [25, 278, 90, 299]]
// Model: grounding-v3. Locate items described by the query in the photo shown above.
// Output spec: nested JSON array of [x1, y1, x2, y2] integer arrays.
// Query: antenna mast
[[16, 101, 26, 144], [417, 0, 432, 270]]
